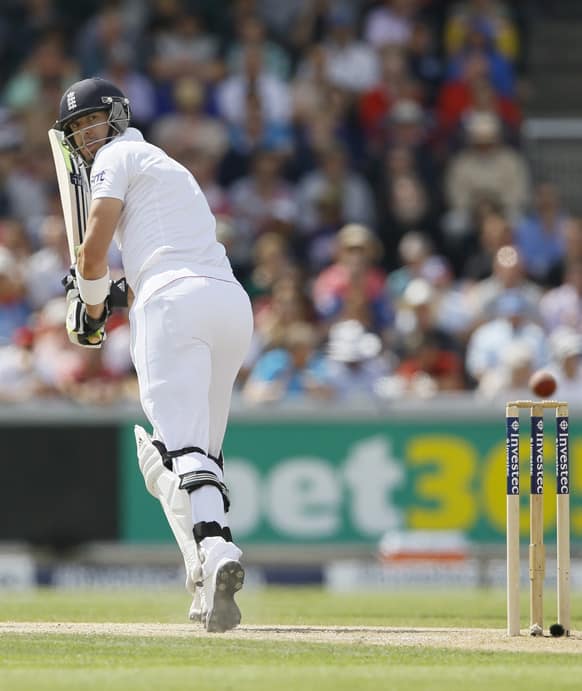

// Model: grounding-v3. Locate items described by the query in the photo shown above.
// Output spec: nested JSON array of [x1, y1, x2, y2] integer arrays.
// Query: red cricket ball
[[528, 370, 557, 398]]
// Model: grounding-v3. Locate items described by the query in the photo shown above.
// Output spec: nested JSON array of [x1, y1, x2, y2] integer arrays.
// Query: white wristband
[[77, 268, 110, 305]]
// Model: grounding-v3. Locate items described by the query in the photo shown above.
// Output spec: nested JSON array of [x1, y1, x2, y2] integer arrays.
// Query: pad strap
[[179, 470, 230, 512], [208, 450, 224, 471], [193, 521, 233, 544], [152, 440, 207, 471]]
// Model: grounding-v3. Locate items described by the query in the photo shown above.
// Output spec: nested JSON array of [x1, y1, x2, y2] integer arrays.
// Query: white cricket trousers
[[130, 275, 253, 474]]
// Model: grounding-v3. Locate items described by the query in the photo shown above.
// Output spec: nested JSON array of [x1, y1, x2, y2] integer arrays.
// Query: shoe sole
[[205, 560, 245, 633]]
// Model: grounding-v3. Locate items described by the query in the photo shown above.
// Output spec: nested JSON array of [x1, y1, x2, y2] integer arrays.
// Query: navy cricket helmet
[[55, 77, 130, 136]]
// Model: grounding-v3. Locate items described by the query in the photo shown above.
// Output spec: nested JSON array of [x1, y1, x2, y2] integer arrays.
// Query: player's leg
[[147, 277, 252, 633], [202, 280, 253, 632], [206, 280, 253, 544], [130, 278, 247, 630], [130, 285, 222, 622]]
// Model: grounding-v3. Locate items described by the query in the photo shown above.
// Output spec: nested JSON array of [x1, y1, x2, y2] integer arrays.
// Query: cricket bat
[[48, 128, 91, 263]]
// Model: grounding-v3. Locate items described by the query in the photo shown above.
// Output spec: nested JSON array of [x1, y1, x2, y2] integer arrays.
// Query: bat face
[[48, 129, 91, 263]]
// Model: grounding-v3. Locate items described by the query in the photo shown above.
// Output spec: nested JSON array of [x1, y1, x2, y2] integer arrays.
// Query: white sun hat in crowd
[[327, 320, 382, 363]]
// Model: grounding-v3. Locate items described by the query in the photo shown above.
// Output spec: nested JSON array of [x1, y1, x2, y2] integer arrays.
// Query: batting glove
[[65, 295, 109, 348], [62, 268, 110, 348]]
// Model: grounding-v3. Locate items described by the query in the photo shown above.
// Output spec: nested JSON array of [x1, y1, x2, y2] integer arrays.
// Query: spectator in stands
[[291, 0, 369, 54], [0, 115, 24, 218], [0, 218, 31, 262], [400, 257, 475, 345], [11, 75, 63, 154], [391, 277, 464, 358], [385, 98, 432, 156], [545, 327, 582, 402], [253, 0, 309, 48], [443, 111, 529, 255], [444, 0, 520, 63], [228, 147, 297, 278], [291, 78, 363, 177], [358, 47, 413, 142], [363, 0, 418, 49], [0, 324, 41, 402], [374, 141, 439, 264], [147, 8, 223, 86], [215, 44, 291, 127], [219, 89, 293, 186], [465, 290, 548, 388], [513, 182, 569, 286], [391, 173, 433, 247], [370, 102, 441, 244], [312, 223, 391, 334], [0, 247, 30, 346], [326, 319, 391, 400], [322, 4, 380, 93], [407, 20, 444, 106], [296, 144, 376, 259], [244, 232, 297, 304], [24, 215, 69, 310], [394, 328, 466, 395], [242, 321, 334, 404], [444, 16, 516, 97], [244, 269, 315, 383], [463, 210, 512, 280], [436, 53, 521, 145], [4, 140, 56, 243], [291, 44, 330, 129], [539, 259, 582, 333], [297, 182, 344, 272], [226, 13, 291, 80], [150, 77, 228, 159], [387, 231, 451, 298], [475, 339, 534, 400], [467, 245, 542, 325], [76, 4, 133, 78]]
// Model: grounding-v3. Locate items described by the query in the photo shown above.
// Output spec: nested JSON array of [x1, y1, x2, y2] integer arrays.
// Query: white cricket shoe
[[199, 538, 244, 633], [185, 564, 205, 623], [188, 584, 204, 623]]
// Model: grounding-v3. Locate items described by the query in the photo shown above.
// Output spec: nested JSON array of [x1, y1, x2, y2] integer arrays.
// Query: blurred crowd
[[0, 0, 581, 407]]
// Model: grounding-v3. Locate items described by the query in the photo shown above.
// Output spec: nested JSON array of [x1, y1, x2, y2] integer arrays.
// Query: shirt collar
[[94, 127, 143, 162]]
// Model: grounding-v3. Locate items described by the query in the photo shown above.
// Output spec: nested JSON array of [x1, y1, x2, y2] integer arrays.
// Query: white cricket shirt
[[90, 128, 235, 296]]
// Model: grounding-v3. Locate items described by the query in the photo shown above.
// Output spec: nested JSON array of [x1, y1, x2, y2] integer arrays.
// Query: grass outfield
[[1, 587, 582, 691]]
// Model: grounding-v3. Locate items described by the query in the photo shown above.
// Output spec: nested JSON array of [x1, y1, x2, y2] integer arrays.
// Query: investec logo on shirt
[[506, 419, 520, 495]]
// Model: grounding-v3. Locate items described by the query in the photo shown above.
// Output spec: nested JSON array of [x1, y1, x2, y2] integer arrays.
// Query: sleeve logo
[[90, 170, 106, 185]]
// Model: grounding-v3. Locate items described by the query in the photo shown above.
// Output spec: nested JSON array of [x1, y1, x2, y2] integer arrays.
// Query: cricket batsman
[[54, 77, 253, 632]]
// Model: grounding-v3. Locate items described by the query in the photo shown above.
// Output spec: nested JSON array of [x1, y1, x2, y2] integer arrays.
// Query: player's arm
[[76, 197, 123, 319]]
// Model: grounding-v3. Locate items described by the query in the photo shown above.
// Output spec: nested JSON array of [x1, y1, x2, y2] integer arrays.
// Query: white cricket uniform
[[90, 128, 253, 492]]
